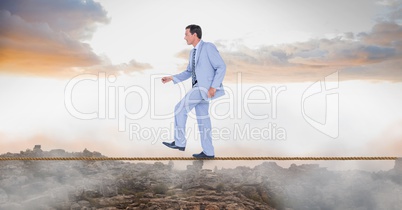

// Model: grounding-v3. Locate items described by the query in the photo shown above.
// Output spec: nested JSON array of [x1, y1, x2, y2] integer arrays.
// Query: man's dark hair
[[186, 24, 202, 39]]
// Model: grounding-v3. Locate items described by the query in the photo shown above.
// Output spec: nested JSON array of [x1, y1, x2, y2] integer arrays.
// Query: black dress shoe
[[192, 152, 215, 158], [162, 141, 185, 151]]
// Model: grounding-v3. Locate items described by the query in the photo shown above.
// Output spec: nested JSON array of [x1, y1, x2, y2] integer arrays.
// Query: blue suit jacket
[[173, 40, 226, 100]]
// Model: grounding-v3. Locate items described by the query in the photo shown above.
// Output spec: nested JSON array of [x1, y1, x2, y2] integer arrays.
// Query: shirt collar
[[194, 40, 202, 50]]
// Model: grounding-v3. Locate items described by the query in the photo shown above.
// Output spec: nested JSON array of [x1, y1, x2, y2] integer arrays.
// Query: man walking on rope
[[161, 24, 226, 158]]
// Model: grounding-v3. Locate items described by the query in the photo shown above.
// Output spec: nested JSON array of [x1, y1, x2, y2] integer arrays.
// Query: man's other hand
[[208, 87, 216, 98]]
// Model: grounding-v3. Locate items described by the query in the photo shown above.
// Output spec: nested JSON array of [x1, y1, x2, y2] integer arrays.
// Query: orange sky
[[0, 0, 401, 82]]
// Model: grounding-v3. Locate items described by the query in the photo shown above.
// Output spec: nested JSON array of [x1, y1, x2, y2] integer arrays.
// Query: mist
[[1, 146, 401, 209]]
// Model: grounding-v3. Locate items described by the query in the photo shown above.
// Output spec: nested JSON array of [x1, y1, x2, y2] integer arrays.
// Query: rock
[[226, 203, 242, 210], [83, 190, 102, 198], [153, 162, 165, 170], [5, 145, 402, 210], [70, 202, 80, 210], [83, 148, 93, 157], [78, 200, 90, 207], [99, 185, 118, 197], [205, 204, 220, 210], [148, 205, 161, 209], [187, 160, 203, 171], [49, 149, 66, 156], [168, 160, 174, 170], [33, 145, 42, 153], [143, 193, 154, 198]]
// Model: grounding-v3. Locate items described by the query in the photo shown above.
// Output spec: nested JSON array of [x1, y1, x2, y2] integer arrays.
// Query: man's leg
[[195, 100, 214, 156], [174, 88, 203, 147]]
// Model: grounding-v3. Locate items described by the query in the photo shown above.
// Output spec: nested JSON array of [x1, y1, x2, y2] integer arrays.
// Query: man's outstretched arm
[[172, 61, 192, 84], [161, 62, 192, 84], [161, 75, 173, 83]]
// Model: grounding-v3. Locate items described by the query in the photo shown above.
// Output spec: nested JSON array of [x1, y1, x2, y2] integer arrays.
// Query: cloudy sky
[[1, 0, 402, 170]]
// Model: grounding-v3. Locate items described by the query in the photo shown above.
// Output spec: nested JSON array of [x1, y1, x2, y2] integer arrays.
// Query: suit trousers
[[173, 86, 214, 156]]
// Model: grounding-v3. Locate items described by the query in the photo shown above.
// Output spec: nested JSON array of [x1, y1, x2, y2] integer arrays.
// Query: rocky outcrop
[[1, 146, 401, 210], [70, 188, 274, 210]]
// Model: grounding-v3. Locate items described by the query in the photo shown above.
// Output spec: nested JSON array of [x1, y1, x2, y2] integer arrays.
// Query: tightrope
[[0, 157, 399, 161]]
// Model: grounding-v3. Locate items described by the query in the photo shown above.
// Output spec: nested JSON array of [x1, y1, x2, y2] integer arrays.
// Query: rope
[[0, 157, 399, 161]]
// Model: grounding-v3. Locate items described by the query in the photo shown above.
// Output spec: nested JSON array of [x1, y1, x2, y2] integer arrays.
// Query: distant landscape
[[0, 146, 401, 210]]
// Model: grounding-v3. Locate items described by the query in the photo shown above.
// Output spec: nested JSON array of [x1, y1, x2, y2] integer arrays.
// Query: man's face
[[184, 29, 197, 45]]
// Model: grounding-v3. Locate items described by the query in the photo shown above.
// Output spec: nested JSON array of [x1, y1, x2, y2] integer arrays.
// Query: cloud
[[86, 59, 153, 75], [0, 0, 109, 40], [170, 1, 402, 83], [0, 0, 152, 76], [121, 59, 153, 73], [376, 0, 400, 6], [210, 20, 402, 83], [0, 0, 109, 76], [0, 10, 102, 76], [361, 22, 402, 46]]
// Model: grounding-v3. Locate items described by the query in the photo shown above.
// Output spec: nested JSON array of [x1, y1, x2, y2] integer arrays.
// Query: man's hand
[[161, 76, 173, 84], [207, 87, 216, 98]]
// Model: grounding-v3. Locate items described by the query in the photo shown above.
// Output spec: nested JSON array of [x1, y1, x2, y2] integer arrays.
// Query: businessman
[[161, 24, 226, 158]]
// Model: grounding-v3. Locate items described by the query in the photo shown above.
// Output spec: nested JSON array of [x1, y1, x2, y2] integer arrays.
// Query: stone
[[83, 148, 93, 156], [205, 204, 220, 210], [193, 160, 203, 170], [49, 149, 66, 156], [70, 202, 80, 210], [143, 193, 154, 198], [226, 203, 241, 210], [33, 145, 42, 152], [78, 200, 90, 207]]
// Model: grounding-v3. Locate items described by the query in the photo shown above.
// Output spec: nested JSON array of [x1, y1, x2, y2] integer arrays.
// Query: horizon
[[1, 0, 402, 172]]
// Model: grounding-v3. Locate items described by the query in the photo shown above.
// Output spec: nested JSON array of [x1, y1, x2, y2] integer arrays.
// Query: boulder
[[70, 202, 80, 210], [33, 145, 42, 153], [205, 204, 220, 210], [78, 200, 90, 207]]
